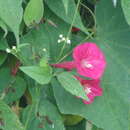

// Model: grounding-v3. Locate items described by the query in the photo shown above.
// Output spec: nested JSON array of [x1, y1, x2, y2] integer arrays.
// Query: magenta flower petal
[[51, 61, 76, 70], [76, 76, 102, 104], [73, 43, 106, 79]]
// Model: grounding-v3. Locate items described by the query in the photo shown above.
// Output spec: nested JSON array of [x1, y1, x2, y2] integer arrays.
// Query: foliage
[[0, 0, 130, 130]]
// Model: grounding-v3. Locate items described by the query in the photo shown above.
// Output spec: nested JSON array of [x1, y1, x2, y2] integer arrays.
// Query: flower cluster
[[57, 34, 71, 44], [6, 46, 17, 53], [52, 42, 106, 104]]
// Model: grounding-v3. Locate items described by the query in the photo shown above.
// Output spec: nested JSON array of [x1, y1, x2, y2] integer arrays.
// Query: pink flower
[[73, 43, 106, 79], [52, 43, 106, 79], [75, 76, 102, 104]]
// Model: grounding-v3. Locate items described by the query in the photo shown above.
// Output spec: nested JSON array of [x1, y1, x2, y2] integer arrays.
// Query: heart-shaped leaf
[[20, 66, 52, 85], [0, 0, 23, 43], [121, 0, 130, 25], [52, 1, 130, 130], [24, 0, 44, 26], [57, 72, 88, 101]]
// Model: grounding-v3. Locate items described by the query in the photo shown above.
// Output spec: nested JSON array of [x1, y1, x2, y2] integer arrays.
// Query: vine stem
[[57, 50, 72, 63], [80, 2, 97, 30], [80, 31, 94, 43], [56, 1, 96, 63], [15, 34, 20, 46], [56, 0, 81, 62], [57, 31, 94, 63]]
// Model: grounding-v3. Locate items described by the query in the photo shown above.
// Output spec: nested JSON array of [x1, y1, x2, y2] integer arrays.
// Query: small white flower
[[12, 46, 16, 50], [42, 48, 47, 52], [6, 48, 11, 53], [62, 37, 66, 41], [67, 39, 71, 44], [58, 39, 61, 43], [59, 34, 63, 38]]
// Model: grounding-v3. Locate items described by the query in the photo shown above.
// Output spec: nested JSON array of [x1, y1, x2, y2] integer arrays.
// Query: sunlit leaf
[[20, 66, 52, 85], [24, 0, 44, 26], [57, 72, 88, 101], [121, 0, 130, 25], [0, 0, 23, 43]]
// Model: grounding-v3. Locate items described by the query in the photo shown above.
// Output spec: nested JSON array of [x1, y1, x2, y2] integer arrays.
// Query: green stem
[[80, 2, 97, 30], [80, 31, 94, 44], [56, 0, 81, 62], [57, 31, 94, 63], [56, 1, 96, 63], [57, 50, 72, 63], [34, 85, 40, 116], [15, 34, 20, 46]]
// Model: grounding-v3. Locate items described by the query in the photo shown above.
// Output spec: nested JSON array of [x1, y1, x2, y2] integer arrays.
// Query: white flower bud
[[58, 39, 61, 43], [112, 0, 117, 7], [12, 46, 16, 50], [6, 48, 11, 53], [59, 34, 63, 38], [43, 48, 47, 52], [67, 39, 71, 44], [62, 37, 66, 41]]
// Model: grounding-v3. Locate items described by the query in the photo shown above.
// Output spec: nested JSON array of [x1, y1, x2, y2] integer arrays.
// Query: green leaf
[[0, 68, 11, 94], [21, 105, 41, 130], [0, 39, 8, 51], [45, 0, 88, 34], [20, 21, 70, 63], [0, 68, 26, 103], [0, 19, 8, 37], [52, 77, 99, 115], [39, 99, 65, 130], [24, 0, 44, 26], [0, 52, 7, 66], [57, 72, 88, 101], [66, 119, 86, 130], [0, 0, 23, 43], [0, 100, 25, 130], [63, 114, 83, 126], [3, 76, 26, 104], [20, 24, 51, 64], [20, 66, 52, 85], [92, 125, 103, 130], [53, 1, 130, 130], [94, 1, 130, 129], [121, 0, 130, 25], [62, 0, 69, 14], [52, 79, 107, 130], [21, 100, 65, 130]]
